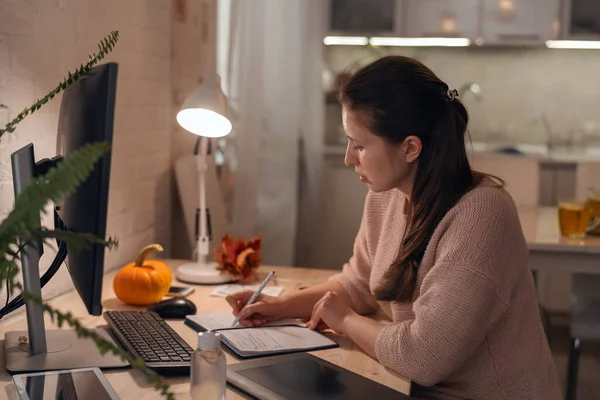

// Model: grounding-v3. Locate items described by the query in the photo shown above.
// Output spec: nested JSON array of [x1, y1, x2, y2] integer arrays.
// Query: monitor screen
[[55, 62, 118, 316]]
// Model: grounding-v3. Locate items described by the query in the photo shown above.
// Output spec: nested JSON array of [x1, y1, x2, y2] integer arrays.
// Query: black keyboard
[[104, 310, 194, 375]]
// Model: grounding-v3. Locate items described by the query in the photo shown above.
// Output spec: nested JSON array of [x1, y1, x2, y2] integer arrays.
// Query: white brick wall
[[170, 0, 217, 258], [0, 0, 172, 309]]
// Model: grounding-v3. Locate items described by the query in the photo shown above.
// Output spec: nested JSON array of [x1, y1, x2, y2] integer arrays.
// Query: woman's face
[[343, 108, 420, 195]]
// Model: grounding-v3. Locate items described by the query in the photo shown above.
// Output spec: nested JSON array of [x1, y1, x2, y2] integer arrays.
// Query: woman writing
[[226, 56, 561, 399]]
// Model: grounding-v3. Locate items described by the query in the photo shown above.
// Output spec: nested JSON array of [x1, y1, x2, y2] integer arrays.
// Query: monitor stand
[[3, 220, 129, 374], [5, 143, 128, 374], [5, 329, 129, 374]]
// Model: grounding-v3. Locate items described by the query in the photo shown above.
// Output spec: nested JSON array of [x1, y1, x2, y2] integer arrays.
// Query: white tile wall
[[0, 0, 173, 306], [326, 46, 600, 146]]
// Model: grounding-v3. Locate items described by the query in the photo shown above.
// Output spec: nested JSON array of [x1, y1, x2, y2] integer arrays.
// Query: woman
[[226, 56, 561, 399]]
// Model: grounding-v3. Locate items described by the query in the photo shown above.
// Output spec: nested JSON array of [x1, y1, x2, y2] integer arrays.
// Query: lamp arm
[[196, 136, 210, 265]]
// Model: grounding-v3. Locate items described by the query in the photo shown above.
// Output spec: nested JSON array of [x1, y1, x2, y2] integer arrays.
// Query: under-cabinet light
[[369, 37, 471, 47], [323, 36, 369, 46], [546, 40, 600, 49]]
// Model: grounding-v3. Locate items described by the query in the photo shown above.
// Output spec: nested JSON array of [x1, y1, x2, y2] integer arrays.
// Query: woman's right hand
[[225, 290, 288, 327]]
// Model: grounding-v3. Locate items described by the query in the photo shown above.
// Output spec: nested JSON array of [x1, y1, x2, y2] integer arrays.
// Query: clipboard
[[185, 314, 339, 359]]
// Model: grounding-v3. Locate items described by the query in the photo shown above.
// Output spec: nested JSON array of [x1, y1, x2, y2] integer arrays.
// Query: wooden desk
[[0, 260, 411, 399], [518, 206, 600, 274]]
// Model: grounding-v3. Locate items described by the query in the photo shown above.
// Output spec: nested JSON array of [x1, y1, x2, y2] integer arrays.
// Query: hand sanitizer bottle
[[190, 331, 226, 400]]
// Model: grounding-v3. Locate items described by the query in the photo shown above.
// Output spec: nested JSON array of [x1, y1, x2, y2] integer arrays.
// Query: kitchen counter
[[469, 142, 600, 164], [323, 142, 600, 207], [324, 143, 600, 164]]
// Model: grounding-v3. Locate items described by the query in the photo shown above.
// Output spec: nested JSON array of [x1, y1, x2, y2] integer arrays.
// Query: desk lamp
[[175, 70, 233, 284]]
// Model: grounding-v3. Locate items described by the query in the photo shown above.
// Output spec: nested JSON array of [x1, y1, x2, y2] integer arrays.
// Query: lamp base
[[175, 261, 235, 285]]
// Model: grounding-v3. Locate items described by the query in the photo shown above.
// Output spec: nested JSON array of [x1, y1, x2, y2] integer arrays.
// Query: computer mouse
[[147, 297, 197, 319]]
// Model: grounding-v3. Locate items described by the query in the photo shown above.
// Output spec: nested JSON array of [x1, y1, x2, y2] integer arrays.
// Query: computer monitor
[[55, 62, 116, 317], [4, 63, 129, 373]]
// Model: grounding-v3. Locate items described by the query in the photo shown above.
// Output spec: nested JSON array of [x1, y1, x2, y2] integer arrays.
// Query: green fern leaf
[[0, 142, 110, 250], [37, 229, 119, 251]]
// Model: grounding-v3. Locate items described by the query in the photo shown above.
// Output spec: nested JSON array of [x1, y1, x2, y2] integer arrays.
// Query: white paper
[[210, 284, 284, 298], [187, 313, 305, 331], [221, 326, 336, 355]]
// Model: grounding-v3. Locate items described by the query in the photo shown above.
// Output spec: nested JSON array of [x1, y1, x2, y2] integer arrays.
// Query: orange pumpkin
[[113, 244, 172, 306]]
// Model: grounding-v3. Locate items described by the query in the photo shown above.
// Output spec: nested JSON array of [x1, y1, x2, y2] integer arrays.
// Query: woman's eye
[[353, 145, 364, 151]]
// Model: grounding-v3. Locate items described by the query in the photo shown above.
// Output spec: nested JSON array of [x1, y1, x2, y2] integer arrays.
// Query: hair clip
[[447, 89, 459, 102]]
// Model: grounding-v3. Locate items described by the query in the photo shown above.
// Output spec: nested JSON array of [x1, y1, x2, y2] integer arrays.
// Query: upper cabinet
[[561, 0, 600, 39], [480, 0, 561, 44], [326, 0, 588, 45], [405, 0, 479, 39], [327, 0, 403, 36]]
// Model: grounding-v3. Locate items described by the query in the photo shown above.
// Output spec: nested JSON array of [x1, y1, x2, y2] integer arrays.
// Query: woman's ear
[[403, 135, 422, 163]]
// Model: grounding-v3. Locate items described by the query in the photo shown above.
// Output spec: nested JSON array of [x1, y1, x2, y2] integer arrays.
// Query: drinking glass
[[558, 199, 590, 238]]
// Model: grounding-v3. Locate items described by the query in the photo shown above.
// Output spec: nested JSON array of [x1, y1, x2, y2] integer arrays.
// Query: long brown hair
[[339, 55, 497, 303]]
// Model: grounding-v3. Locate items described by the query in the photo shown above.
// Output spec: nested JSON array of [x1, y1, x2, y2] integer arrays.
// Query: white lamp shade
[[177, 73, 232, 137], [177, 108, 232, 137]]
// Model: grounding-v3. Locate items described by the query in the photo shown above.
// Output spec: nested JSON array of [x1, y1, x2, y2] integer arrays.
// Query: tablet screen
[[13, 370, 116, 400], [236, 358, 409, 400]]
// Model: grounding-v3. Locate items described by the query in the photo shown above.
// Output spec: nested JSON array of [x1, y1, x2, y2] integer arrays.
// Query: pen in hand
[[231, 271, 275, 327]]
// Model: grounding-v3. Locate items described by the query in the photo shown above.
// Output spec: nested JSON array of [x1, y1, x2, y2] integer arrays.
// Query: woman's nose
[[344, 150, 355, 167], [344, 142, 357, 167]]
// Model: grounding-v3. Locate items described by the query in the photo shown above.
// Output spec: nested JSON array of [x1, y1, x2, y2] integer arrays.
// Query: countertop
[[324, 142, 600, 164], [470, 142, 600, 164]]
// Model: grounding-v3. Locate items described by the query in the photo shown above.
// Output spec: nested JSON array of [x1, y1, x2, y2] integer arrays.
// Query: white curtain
[[217, 0, 324, 267]]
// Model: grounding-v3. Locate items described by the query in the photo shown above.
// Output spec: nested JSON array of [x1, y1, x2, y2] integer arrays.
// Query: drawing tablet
[[227, 352, 413, 400]]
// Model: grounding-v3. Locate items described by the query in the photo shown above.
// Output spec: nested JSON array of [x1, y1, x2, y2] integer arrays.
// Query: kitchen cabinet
[[327, 0, 402, 37], [405, 0, 479, 39], [539, 162, 577, 206], [480, 0, 561, 44], [325, 0, 565, 46], [561, 0, 600, 39], [537, 270, 571, 313]]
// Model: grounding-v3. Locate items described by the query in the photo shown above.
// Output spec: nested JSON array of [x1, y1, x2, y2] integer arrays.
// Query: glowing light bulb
[[441, 16, 457, 34], [499, 0, 515, 13]]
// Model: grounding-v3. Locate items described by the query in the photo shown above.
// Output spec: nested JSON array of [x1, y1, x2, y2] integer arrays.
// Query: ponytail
[[374, 97, 475, 303]]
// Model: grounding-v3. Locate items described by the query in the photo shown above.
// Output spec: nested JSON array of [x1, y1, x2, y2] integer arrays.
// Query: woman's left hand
[[307, 291, 356, 334]]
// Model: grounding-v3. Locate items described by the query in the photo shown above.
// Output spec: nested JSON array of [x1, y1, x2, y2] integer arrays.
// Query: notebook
[[185, 313, 339, 359]]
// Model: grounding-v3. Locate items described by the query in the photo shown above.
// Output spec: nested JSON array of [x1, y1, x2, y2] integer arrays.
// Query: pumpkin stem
[[135, 244, 164, 267]]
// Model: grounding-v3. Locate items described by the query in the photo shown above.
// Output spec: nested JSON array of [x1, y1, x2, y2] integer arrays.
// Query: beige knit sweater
[[332, 179, 562, 400]]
